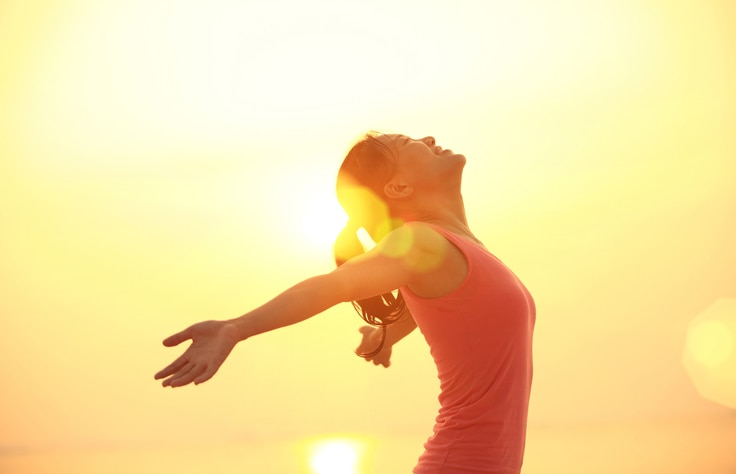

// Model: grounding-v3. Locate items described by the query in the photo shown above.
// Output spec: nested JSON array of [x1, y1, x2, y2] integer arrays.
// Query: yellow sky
[[1, 0, 735, 453]]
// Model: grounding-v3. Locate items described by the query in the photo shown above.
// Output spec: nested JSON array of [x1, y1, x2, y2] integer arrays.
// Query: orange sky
[[1, 0, 735, 453]]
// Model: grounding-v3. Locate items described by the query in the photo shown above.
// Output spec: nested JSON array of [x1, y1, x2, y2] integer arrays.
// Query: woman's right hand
[[355, 326, 393, 368], [155, 320, 240, 387]]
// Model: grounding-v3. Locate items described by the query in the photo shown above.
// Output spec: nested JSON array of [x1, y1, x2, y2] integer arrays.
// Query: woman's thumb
[[163, 327, 192, 347]]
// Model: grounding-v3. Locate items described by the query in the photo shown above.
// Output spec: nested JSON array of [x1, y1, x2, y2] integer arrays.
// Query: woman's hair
[[334, 132, 407, 358]]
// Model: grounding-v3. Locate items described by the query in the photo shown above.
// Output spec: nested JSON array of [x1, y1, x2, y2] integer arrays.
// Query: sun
[[307, 437, 365, 474], [291, 185, 349, 249]]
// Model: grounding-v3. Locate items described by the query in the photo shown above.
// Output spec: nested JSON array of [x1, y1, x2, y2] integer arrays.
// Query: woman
[[155, 132, 536, 474]]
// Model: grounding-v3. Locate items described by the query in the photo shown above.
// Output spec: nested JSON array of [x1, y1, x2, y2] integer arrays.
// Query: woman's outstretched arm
[[154, 273, 359, 387], [155, 223, 441, 387]]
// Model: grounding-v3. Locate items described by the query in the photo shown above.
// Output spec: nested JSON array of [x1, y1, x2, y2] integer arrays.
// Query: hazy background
[[1, 0, 735, 472]]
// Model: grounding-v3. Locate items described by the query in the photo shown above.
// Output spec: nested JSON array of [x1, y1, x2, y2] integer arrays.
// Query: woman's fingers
[[162, 327, 193, 347], [161, 361, 194, 387], [373, 358, 390, 368], [154, 355, 189, 381], [156, 320, 233, 387], [356, 326, 375, 355], [167, 363, 207, 388], [356, 326, 391, 367], [161, 362, 193, 387], [193, 364, 217, 385]]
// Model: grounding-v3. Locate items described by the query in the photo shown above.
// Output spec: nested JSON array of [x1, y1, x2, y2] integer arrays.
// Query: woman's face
[[336, 132, 466, 232], [382, 134, 466, 187]]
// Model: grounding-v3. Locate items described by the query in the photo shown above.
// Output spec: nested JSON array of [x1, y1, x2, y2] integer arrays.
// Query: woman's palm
[[155, 320, 240, 387]]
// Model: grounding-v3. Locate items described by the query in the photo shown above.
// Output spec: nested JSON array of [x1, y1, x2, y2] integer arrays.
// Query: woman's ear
[[384, 180, 414, 199]]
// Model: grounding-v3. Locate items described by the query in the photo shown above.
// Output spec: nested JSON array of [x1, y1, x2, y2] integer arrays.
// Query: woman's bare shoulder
[[372, 222, 456, 273], [380, 221, 447, 253], [389, 222, 469, 296]]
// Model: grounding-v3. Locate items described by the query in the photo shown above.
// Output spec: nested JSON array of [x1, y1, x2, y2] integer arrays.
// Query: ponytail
[[333, 221, 406, 358]]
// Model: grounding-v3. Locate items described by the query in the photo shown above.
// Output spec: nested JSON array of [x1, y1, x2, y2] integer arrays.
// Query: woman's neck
[[395, 195, 478, 242]]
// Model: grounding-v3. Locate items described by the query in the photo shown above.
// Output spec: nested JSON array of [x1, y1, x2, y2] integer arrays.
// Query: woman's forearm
[[385, 311, 418, 347], [227, 273, 345, 341]]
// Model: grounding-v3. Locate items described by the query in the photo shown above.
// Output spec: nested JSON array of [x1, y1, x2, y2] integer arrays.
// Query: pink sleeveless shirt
[[402, 225, 535, 474]]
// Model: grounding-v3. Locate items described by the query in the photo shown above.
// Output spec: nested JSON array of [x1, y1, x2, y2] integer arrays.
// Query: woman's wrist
[[225, 315, 252, 342]]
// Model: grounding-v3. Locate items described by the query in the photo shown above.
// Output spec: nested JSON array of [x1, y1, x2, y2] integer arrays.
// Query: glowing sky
[[1, 0, 735, 454]]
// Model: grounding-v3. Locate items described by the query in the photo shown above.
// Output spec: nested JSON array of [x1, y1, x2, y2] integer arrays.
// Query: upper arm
[[327, 222, 447, 303]]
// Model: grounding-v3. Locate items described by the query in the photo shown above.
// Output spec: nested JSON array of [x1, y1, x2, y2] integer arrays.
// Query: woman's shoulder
[[398, 221, 482, 249], [389, 221, 447, 251], [387, 222, 471, 295], [378, 222, 458, 268]]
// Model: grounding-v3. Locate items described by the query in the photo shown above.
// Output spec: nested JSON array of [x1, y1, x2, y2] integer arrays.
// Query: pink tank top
[[401, 225, 535, 474]]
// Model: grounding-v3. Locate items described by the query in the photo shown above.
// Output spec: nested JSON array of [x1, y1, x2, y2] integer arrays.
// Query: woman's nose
[[422, 136, 436, 146]]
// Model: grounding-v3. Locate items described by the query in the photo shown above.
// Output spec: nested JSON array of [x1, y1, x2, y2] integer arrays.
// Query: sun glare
[[683, 298, 736, 409], [307, 437, 365, 474], [293, 189, 348, 249], [356, 228, 376, 251], [687, 320, 734, 368]]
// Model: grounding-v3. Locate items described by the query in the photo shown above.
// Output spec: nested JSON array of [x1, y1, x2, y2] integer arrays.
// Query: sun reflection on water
[[302, 435, 371, 474]]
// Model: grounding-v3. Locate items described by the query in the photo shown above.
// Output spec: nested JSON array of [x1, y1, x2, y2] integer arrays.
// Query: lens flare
[[683, 298, 736, 409], [686, 319, 734, 368], [356, 227, 376, 251], [336, 176, 393, 242]]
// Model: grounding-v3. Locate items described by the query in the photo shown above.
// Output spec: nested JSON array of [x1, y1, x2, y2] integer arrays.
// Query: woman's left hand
[[355, 326, 393, 368]]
